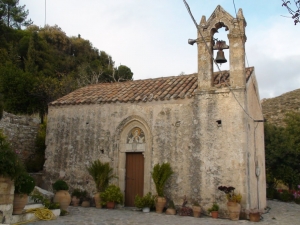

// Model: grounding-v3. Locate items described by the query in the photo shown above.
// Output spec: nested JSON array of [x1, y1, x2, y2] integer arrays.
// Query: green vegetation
[[151, 162, 173, 197], [86, 160, 116, 192], [14, 172, 35, 194], [52, 180, 69, 192], [30, 189, 60, 209], [100, 184, 123, 205], [0, 130, 24, 179], [0, 0, 32, 28], [208, 202, 219, 212], [0, 4, 133, 122], [265, 112, 300, 189], [134, 192, 155, 208]]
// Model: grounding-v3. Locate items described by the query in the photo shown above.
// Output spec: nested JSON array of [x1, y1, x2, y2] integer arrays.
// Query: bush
[[71, 189, 82, 198], [30, 189, 60, 209], [52, 180, 69, 191], [0, 130, 25, 179], [278, 190, 294, 202], [100, 184, 123, 204], [14, 172, 36, 195], [134, 192, 154, 208], [266, 188, 278, 199]]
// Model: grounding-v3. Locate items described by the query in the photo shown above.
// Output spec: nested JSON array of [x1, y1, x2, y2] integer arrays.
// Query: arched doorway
[[117, 117, 152, 207]]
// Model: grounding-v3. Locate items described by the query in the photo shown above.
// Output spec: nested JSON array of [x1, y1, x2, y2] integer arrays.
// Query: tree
[[0, 0, 32, 28], [282, 0, 300, 25], [265, 112, 300, 189]]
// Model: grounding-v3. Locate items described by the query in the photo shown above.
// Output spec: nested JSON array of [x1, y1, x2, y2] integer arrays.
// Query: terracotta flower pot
[[53, 190, 71, 211], [155, 197, 166, 213], [227, 202, 241, 221], [192, 205, 201, 217], [249, 212, 260, 222], [165, 208, 176, 215], [81, 200, 90, 207], [13, 194, 28, 214], [106, 201, 115, 209], [211, 211, 218, 219], [94, 192, 102, 208], [71, 196, 80, 206]]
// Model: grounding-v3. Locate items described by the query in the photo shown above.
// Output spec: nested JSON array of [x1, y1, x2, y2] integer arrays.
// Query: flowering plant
[[218, 186, 242, 203]]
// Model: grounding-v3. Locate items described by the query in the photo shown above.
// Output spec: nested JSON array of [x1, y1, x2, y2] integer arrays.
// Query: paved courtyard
[[28, 200, 300, 225]]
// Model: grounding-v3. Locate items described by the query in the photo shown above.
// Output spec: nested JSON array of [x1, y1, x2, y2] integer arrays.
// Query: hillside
[[261, 88, 300, 127]]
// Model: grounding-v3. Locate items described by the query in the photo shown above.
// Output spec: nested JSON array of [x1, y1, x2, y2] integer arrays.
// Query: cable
[[182, 0, 264, 122], [232, 0, 262, 108]]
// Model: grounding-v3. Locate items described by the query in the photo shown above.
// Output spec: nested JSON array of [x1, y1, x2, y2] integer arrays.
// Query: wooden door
[[125, 153, 144, 206]]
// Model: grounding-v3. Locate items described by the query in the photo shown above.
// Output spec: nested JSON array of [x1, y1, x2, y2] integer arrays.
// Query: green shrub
[[151, 162, 173, 197], [0, 130, 25, 179], [52, 180, 69, 191], [266, 187, 278, 199], [14, 172, 36, 195], [134, 192, 154, 208], [100, 184, 123, 205], [278, 190, 294, 202], [30, 189, 60, 209], [86, 160, 115, 192], [71, 189, 82, 198], [208, 202, 219, 212]]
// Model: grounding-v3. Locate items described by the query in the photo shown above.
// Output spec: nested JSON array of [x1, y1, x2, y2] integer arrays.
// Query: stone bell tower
[[197, 5, 246, 89], [195, 5, 266, 215]]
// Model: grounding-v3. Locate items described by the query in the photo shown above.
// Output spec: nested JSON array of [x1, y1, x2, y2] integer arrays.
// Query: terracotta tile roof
[[50, 67, 254, 106]]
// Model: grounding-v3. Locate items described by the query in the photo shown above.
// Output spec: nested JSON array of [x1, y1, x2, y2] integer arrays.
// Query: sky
[[19, 0, 300, 99]]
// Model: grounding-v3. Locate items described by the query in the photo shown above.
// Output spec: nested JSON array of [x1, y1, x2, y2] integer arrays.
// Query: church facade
[[44, 6, 266, 213]]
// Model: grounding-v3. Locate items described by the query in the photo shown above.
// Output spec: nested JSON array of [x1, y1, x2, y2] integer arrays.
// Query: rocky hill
[[261, 88, 300, 127]]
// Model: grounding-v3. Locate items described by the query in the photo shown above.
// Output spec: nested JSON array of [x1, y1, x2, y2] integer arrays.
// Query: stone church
[[44, 6, 266, 212]]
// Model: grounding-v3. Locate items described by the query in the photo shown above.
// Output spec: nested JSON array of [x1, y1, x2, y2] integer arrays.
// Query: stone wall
[[44, 86, 266, 212], [0, 111, 40, 162]]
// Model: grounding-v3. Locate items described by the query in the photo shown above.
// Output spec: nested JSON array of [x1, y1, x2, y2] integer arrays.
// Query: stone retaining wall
[[0, 112, 40, 162]]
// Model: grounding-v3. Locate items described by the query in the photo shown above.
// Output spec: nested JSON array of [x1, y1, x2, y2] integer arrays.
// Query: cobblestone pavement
[[29, 200, 300, 225]]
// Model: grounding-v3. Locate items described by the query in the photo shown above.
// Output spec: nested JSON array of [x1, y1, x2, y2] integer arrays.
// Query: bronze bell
[[215, 49, 227, 64]]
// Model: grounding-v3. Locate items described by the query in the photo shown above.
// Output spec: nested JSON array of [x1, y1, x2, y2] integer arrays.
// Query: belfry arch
[[197, 5, 247, 90]]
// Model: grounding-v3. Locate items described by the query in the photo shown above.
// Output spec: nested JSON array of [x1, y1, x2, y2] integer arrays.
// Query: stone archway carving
[[114, 116, 152, 198]]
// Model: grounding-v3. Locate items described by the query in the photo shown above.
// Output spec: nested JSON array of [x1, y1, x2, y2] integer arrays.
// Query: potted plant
[[100, 184, 123, 209], [151, 162, 173, 213], [13, 172, 35, 214], [86, 160, 116, 208], [53, 180, 71, 211], [134, 192, 155, 212], [218, 186, 242, 220], [177, 195, 193, 216], [246, 208, 262, 222], [165, 200, 176, 215], [207, 202, 219, 219], [0, 131, 25, 206], [192, 201, 201, 217], [81, 190, 91, 207], [71, 189, 81, 206]]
